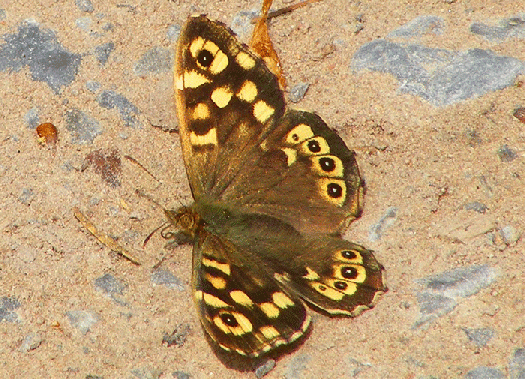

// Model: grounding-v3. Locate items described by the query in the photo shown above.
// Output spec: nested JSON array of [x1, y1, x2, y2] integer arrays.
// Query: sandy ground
[[1, 0, 524, 378]]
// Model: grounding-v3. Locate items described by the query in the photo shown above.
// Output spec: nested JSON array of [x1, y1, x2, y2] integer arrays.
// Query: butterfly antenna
[[124, 155, 161, 183]]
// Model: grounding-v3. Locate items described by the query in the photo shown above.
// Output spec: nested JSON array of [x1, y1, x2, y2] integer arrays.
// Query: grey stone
[[497, 144, 517, 162], [346, 357, 372, 377], [172, 372, 191, 379], [500, 225, 520, 245], [351, 40, 525, 106], [20, 332, 43, 352], [0, 9, 6, 22], [130, 367, 161, 379], [97, 90, 141, 128], [86, 81, 101, 93], [94, 273, 127, 295], [464, 202, 488, 214], [162, 324, 191, 347], [284, 354, 311, 379], [255, 359, 276, 378], [65, 108, 102, 144], [134, 47, 172, 75], [0, 296, 21, 322], [509, 348, 525, 379], [167, 24, 181, 42], [416, 265, 498, 299], [369, 206, 397, 241], [66, 310, 100, 334], [0, 22, 81, 93], [414, 265, 498, 328], [462, 327, 495, 347], [24, 107, 40, 129], [75, 17, 92, 32], [151, 270, 185, 291], [387, 15, 445, 39], [465, 366, 504, 379], [75, 0, 94, 13], [94, 42, 114, 66], [289, 83, 310, 103], [230, 10, 259, 40], [471, 14, 525, 42], [18, 188, 34, 205]]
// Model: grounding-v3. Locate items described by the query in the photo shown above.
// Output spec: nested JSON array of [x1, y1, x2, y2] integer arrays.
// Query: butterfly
[[169, 14, 386, 359]]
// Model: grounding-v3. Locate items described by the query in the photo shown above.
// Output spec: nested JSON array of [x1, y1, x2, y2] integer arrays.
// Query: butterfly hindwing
[[278, 237, 386, 316], [192, 231, 310, 357], [221, 109, 364, 235]]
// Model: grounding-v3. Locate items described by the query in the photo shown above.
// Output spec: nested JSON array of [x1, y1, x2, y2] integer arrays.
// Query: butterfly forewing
[[175, 15, 285, 200]]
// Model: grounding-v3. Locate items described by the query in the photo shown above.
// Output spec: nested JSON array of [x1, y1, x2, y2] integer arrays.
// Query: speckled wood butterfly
[[169, 14, 386, 359]]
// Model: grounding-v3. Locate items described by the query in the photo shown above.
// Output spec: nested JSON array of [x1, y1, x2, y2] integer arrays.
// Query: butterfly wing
[[175, 15, 285, 200], [192, 230, 310, 358], [176, 17, 363, 234]]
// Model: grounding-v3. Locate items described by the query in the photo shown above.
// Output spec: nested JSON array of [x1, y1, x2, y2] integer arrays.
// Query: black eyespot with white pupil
[[334, 281, 348, 290], [307, 139, 321, 153], [197, 49, 213, 67], [319, 157, 336, 172], [341, 266, 358, 280], [220, 313, 238, 327], [327, 182, 343, 198], [342, 250, 357, 260]]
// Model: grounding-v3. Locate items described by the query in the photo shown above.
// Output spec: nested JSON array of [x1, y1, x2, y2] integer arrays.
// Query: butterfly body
[[171, 15, 386, 358]]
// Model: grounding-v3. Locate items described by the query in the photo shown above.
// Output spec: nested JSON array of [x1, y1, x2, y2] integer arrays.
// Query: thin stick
[[73, 207, 142, 265], [252, 0, 323, 23]]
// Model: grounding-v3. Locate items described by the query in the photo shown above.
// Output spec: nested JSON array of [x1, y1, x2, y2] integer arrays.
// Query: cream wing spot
[[236, 51, 256, 69], [203, 40, 220, 55], [213, 312, 253, 336], [183, 70, 210, 88], [211, 86, 233, 108], [202, 292, 229, 308], [189, 37, 205, 58], [259, 302, 280, 319], [205, 273, 226, 289], [176, 74, 184, 91], [253, 100, 275, 123], [190, 129, 217, 146], [201, 257, 230, 275], [230, 290, 253, 307], [272, 292, 294, 309], [328, 279, 358, 295], [302, 267, 320, 280], [259, 326, 280, 340], [285, 124, 314, 145], [310, 281, 345, 301], [209, 49, 229, 74], [281, 147, 297, 166], [236, 80, 258, 102], [192, 103, 210, 120]]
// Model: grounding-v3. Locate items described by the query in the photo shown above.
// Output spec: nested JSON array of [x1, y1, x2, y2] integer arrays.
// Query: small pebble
[[66, 310, 100, 335], [288, 82, 309, 103], [20, 332, 43, 352], [462, 327, 495, 347], [255, 359, 276, 378]]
